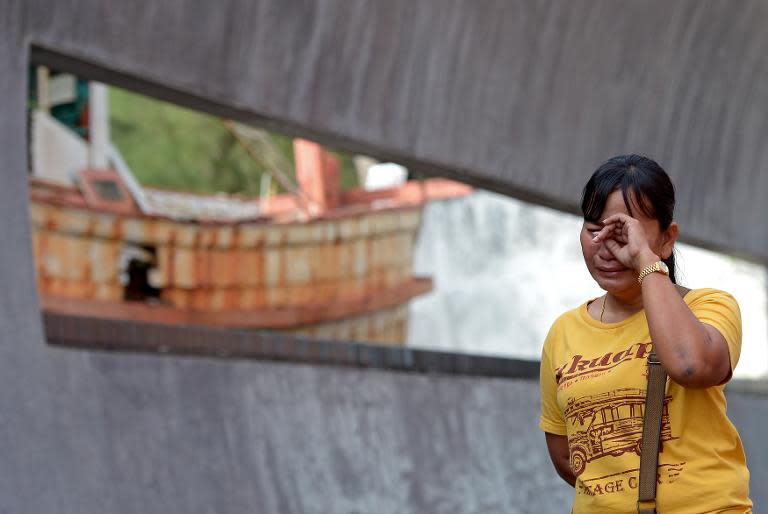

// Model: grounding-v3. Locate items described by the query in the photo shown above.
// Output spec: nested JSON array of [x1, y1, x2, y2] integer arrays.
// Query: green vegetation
[[109, 87, 358, 196]]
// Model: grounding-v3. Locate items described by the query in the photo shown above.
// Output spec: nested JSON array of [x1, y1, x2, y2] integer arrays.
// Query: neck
[[604, 287, 644, 318]]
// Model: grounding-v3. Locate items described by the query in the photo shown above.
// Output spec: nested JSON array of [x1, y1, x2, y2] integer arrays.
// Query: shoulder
[[684, 288, 743, 367], [547, 303, 586, 331], [684, 287, 742, 341], [684, 288, 740, 311], [543, 302, 589, 351]]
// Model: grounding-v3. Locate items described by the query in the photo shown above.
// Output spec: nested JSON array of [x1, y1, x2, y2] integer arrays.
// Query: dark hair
[[581, 154, 677, 284]]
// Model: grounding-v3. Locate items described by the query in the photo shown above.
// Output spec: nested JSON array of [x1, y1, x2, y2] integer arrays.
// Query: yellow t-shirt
[[539, 288, 752, 513]]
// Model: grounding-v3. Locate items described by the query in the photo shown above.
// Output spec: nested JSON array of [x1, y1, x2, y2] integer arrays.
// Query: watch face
[[659, 261, 669, 274]]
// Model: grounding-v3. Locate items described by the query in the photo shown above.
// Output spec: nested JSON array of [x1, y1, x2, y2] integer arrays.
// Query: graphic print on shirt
[[554, 341, 654, 390], [563, 388, 673, 476], [577, 462, 686, 497], [553, 341, 676, 477]]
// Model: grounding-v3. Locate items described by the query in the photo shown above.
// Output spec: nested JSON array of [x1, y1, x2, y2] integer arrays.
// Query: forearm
[[554, 459, 576, 487], [545, 433, 576, 487], [639, 254, 726, 387]]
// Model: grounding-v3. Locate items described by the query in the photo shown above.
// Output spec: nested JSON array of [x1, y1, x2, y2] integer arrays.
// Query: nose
[[596, 241, 616, 262]]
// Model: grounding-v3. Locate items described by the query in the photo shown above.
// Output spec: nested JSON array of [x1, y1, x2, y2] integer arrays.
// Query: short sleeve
[[687, 289, 742, 376], [539, 323, 567, 435]]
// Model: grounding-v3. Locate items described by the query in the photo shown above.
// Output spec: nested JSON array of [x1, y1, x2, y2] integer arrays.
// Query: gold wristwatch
[[637, 260, 669, 285]]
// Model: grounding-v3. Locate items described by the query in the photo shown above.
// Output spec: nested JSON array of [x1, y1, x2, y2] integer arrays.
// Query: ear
[[660, 222, 679, 259]]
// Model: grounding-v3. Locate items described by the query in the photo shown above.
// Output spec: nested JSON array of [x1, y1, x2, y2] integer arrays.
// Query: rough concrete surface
[[3, 346, 576, 513], [2, 1, 767, 512], [13, 0, 768, 261]]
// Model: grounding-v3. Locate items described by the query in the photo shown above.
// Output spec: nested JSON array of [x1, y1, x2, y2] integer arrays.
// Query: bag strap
[[637, 351, 666, 514]]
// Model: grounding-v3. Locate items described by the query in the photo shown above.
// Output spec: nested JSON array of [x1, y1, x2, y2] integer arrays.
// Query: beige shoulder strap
[[637, 351, 666, 513]]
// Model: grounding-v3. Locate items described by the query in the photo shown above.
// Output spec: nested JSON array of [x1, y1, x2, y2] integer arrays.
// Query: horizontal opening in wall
[[27, 45, 476, 357]]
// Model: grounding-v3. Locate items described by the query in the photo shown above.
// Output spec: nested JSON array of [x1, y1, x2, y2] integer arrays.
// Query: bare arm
[[595, 213, 731, 388], [545, 432, 575, 487], [638, 266, 731, 387]]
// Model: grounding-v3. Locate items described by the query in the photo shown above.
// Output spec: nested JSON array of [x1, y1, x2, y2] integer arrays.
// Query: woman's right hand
[[592, 213, 659, 272]]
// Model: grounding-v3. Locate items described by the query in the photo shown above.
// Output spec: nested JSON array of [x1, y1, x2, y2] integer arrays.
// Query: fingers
[[602, 213, 633, 226], [593, 214, 635, 244], [611, 224, 627, 244], [592, 223, 615, 243], [604, 238, 622, 256], [592, 222, 626, 243]]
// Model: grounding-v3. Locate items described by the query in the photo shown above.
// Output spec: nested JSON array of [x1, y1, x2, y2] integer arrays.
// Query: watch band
[[637, 261, 667, 285]]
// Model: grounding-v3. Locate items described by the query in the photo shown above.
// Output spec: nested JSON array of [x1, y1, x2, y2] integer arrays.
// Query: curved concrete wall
[[2, 2, 767, 512], [1, 338, 765, 513], [2, 345, 576, 513], [16, 0, 768, 261]]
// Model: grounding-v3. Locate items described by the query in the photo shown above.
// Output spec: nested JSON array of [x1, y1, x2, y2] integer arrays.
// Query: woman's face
[[580, 189, 673, 294]]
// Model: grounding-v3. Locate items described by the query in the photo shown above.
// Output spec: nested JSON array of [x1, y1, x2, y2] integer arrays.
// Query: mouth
[[596, 266, 629, 275]]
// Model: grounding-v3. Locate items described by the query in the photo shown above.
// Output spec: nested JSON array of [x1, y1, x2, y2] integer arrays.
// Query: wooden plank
[[40, 276, 433, 329]]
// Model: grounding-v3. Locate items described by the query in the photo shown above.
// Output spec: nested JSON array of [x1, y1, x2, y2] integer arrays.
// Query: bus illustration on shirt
[[564, 388, 673, 476]]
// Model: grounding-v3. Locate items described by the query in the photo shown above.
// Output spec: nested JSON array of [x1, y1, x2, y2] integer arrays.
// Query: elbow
[[666, 364, 707, 388], [668, 365, 728, 388], [663, 330, 730, 388], [664, 350, 723, 388]]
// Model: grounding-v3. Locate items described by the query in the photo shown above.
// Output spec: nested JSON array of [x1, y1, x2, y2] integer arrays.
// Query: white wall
[[31, 110, 88, 185], [408, 191, 768, 379]]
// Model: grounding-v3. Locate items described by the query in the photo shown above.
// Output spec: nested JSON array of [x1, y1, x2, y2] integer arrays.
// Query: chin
[[593, 272, 636, 293]]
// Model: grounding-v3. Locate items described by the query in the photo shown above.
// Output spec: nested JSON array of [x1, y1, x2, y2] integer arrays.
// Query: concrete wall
[[2, 344, 576, 513], [728, 390, 768, 509], [3, 1, 768, 512], [0, 15, 568, 510], [16, 0, 768, 262]]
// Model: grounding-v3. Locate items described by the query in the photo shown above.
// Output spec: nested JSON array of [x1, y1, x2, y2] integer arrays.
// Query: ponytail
[[662, 252, 677, 285]]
